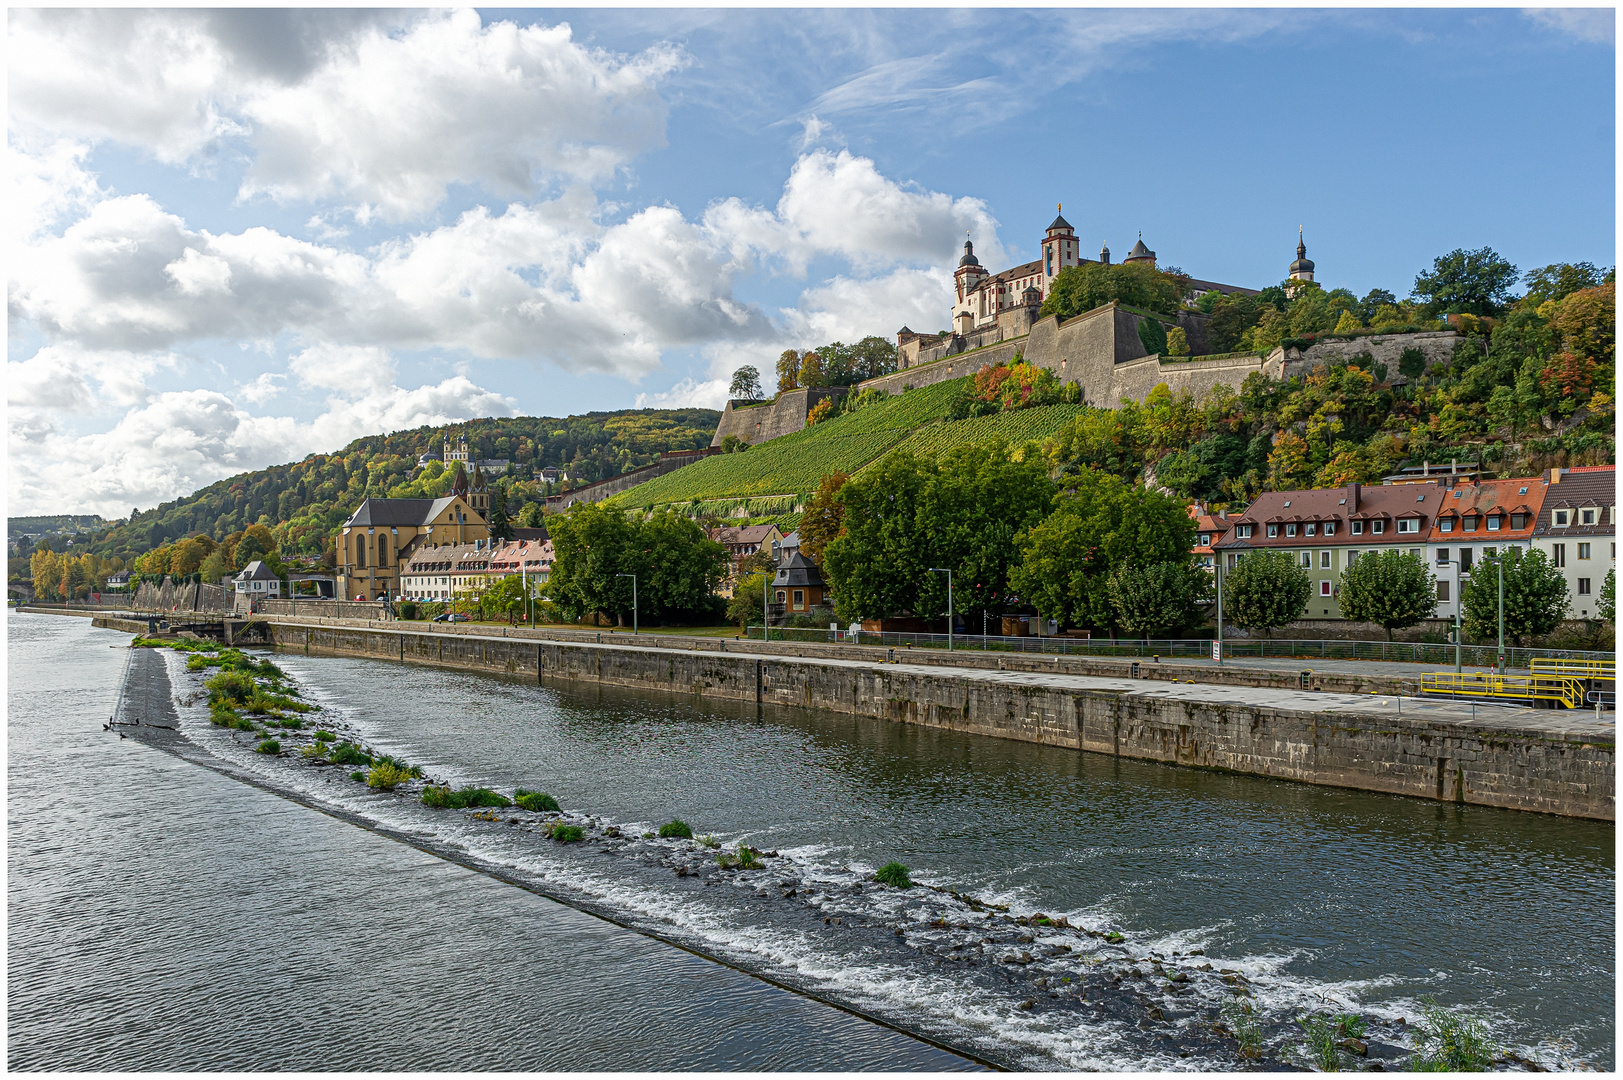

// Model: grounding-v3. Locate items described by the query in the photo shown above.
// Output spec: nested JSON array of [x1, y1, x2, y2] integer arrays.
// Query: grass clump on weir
[[547, 822, 584, 842], [514, 789, 559, 812], [328, 742, 373, 767], [873, 861, 912, 888], [366, 762, 415, 790], [657, 820, 693, 839], [421, 786, 511, 809], [1222, 1000, 1263, 1060], [1408, 997, 1495, 1071], [255, 739, 281, 755], [716, 844, 763, 870]]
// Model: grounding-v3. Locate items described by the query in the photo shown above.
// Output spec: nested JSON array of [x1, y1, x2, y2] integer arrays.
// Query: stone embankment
[[84, 612, 1615, 821]]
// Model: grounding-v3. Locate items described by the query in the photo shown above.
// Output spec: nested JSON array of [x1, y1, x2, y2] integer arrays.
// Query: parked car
[[433, 612, 470, 622]]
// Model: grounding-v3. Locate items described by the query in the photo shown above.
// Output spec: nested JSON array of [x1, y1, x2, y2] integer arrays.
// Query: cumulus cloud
[[634, 376, 732, 411], [1522, 8, 1615, 44], [782, 268, 956, 346]]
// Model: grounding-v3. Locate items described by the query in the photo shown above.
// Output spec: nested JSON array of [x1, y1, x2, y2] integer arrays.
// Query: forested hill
[[88, 409, 718, 562]]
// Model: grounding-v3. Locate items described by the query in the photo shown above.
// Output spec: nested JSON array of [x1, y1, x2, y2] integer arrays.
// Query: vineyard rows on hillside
[[884, 404, 1085, 464]]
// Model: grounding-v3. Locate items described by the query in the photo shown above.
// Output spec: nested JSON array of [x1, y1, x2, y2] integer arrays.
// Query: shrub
[[205, 669, 257, 706], [278, 717, 304, 729], [658, 819, 693, 839], [301, 744, 328, 760], [329, 742, 373, 767], [313, 730, 336, 741], [209, 702, 238, 726], [422, 786, 511, 809], [716, 844, 763, 870], [374, 755, 422, 779], [350, 770, 366, 781], [367, 762, 414, 790], [398, 600, 419, 621], [1408, 997, 1495, 1071], [874, 861, 913, 888], [514, 790, 560, 812], [229, 716, 256, 731], [549, 823, 585, 842], [255, 739, 281, 755]]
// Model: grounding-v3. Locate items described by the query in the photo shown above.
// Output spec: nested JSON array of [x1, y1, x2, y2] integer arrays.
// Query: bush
[[514, 790, 560, 812], [313, 730, 336, 741], [374, 755, 422, 779], [549, 823, 585, 842], [421, 786, 512, 809], [328, 742, 373, 767], [205, 669, 257, 706], [229, 716, 256, 731], [366, 762, 414, 790], [278, 717, 304, 729], [874, 861, 913, 888], [1408, 997, 1495, 1071], [350, 770, 366, 781], [658, 819, 693, 839], [398, 600, 419, 620], [255, 739, 281, 755], [716, 844, 763, 870], [209, 702, 238, 726], [301, 744, 328, 760]]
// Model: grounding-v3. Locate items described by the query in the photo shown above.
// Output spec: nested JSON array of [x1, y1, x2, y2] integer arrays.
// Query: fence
[[744, 627, 1613, 672]]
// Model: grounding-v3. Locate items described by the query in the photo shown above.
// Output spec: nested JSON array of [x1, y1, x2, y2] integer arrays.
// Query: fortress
[[711, 210, 1457, 449]]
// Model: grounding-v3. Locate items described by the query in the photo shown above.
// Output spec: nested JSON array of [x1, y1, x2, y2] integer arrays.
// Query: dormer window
[[1440, 519, 1454, 533], [1464, 515, 1479, 532], [1304, 523, 1316, 536], [1511, 513, 1527, 529], [1351, 521, 1364, 535], [1267, 524, 1278, 538], [1398, 518, 1419, 534], [1554, 510, 1570, 527], [1487, 515, 1501, 531], [1372, 520, 1385, 535], [1323, 522, 1337, 536], [1285, 524, 1297, 537], [1236, 525, 1253, 539], [1581, 508, 1597, 525]]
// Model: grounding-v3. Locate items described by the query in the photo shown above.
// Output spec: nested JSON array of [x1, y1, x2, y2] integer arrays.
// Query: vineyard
[[885, 404, 1084, 464], [608, 379, 969, 509]]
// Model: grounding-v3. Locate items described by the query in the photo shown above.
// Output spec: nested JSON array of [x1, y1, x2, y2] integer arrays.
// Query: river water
[[9, 612, 1615, 1070]]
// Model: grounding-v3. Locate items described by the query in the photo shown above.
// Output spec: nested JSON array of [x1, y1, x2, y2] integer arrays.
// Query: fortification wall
[[546, 449, 717, 509], [1262, 330, 1459, 385], [1111, 352, 1269, 405], [859, 339, 1026, 396], [709, 387, 848, 447]]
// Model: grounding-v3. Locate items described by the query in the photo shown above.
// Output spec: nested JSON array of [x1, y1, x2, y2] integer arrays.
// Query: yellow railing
[[1420, 672, 1584, 709], [1530, 657, 1616, 681]]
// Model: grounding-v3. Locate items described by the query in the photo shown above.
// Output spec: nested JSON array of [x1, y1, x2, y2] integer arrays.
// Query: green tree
[[637, 510, 729, 622], [1411, 247, 1518, 318], [1165, 326, 1188, 357], [1521, 262, 1605, 307], [1599, 567, 1615, 624], [1223, 550, 1312, 636], [728, 365, 763, 400], [546, 502, 640, 624], [799, 471, 848, 566], [1336, 549, 1436, 641], [518, 502, 545, 529], [479, 574, 528, 624], [488, 484, 512, 542], [727, 570, 767, 630], [1040, 262, 1182, 321], [776, 349, 800, 393], [1009, 469, 1195, 634], [1460, 547, 1568, 647], [1107, 560, 1210, 640]]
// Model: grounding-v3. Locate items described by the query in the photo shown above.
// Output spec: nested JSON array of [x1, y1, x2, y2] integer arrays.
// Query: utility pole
[[1214, 555, 1224, 666], [929, 568, 954, 651], [616, 573, 637, 634], [763, 568, 771, 642]]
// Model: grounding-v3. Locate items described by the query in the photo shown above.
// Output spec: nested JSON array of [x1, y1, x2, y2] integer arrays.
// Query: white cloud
[[1522, 8, 1615, 44], [6, 345, 173, 413], [237, 372, 285, 405], [782, 268, 956, 346], [634, 376, 731, 411], [288, 343, 396, 395]]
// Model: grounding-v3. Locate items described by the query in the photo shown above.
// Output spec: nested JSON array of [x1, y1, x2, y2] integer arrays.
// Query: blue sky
[[7, 7, 1614, 517]]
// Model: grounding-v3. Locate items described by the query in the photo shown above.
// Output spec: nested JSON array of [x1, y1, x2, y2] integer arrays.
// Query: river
[[8, 612, 1614, 1070]]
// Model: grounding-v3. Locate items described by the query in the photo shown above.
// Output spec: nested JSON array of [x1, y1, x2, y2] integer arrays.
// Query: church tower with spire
[[1286, 227, 1315, 297]]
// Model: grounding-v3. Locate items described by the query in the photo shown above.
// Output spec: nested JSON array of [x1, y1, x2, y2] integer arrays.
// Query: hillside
[[83, 409, 718, 563], [607, 377, 1083, 524]]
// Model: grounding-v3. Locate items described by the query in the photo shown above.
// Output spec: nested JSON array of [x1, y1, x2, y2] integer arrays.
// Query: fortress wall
[[858, 339, 1026, 396], [1262, 330, 1459, 385], [1109, 352, 1270, 406], [710, 387, 848, 447]]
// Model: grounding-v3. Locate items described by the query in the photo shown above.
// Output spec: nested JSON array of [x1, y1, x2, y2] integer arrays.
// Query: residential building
[[772, 551, 830, 619], [397, 539, 500, 601], [1213, 481, 1440, 618], [233, 560, 283, 598], [106, 570, 132, 590], [487, 537, 554, 585], [337, 495, 487, 600], [1426, 475, 1549, 619], [1189, 507, 1229, 571], [1531, 465, 1616, 620], [708, 523, 784, 598]]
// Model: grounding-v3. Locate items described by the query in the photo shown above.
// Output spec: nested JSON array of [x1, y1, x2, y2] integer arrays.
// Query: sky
[[7, 6, 1616, 519]]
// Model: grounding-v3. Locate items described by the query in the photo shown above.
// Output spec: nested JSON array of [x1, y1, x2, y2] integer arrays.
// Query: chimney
[[1348, 482, 1360, 513], [1450, 458, 1457, 476], [1551, 467, 1561, 485], [1422, 460, 1429, 477]]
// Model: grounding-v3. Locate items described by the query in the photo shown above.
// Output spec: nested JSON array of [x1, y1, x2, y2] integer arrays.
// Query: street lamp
[[616, 573, 638, 634], [928, 568, 954, 651], [1465, 549, 1509, 673], [1214, 554, 1224, 666], [763, 567, 772, 643]]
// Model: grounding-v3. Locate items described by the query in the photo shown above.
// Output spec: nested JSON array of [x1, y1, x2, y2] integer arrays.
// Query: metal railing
[[744, 627, 1613, 671], [1530, 657, 1615, 680], [1419, 671, 1585, 709]]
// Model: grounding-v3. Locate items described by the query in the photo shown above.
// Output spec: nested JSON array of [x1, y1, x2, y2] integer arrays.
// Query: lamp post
[[617, 573, 637, 634], [1214, 554, 1224, 666], [1471, 549, 1509, 673], [928, 568, 954, 651], [763, 568, 771, 642]]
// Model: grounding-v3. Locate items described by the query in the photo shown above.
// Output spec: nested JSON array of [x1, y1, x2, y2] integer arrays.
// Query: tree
[[234, 533, 269, 566], [727, 571, 767, 630], [799, 471, 848, 565], [1599, 568, 1615, 624], [1165, 327, 1189, 357], [1357, 288, 1397, 324], [728, 366, 763, 400], [1336, 549, 1436, 640], [797, 350, 826, 388], [169, 537, 206, 577], [518, 502, 545, 529], [1009, 469, 1194, 634], [488, 484, 512, 542], [1460, 547, 1568, 647], [546, 503, 726, 627], [479, 574, 528, 624], [776, 349, 801, 393], [1411, 247, 1518, 318], [546, 502, 640, 624], [1107, 561, 1209, 640], [198, 547, 232, 585], [1040, 262, 1183, 321], [1223, 550, 1311, 636], [1522, 262, 1605, 307], [821, 452, 935, 622]]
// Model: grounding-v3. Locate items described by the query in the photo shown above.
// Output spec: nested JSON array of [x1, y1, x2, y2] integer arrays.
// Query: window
[[776, 590, 786, 604], [1266, 524, 1278, 538], [1285, 524, 1297, 537], [1300, 552, 1312, 568], [1320, 551, 1331, 569], [1305, 523, 1316, 537], [1436, 580, 1451, 602], [1398, 518, 1419, 534], [1578, 578, 1592, 596], [377, 544, 388, 567], [1351, 521, 1363, 536], [793, 589, 805, 607], [1554, 510, 1570, 527], [1236, 525, 1252, 539], [1324, 523, 1337, 537], [1347, 550, 1359, 566], [1581, 508, 1597, 525], [1200, 534, 1211, 545], [1553, 544, 1566, 568], [1320, 580, 1332, 597], [355, 536, 366, 568], [1437, 548, 1450, 564], [1511, 513, 1527, 530], [1486, 516, 1500, 531], [1372, 520, 1385, 535], [1579, 543, 1591, 560], [1460, 548, 1473, 573], [1440, 519, 1454, 533], [1464, 515, 1478, 532]]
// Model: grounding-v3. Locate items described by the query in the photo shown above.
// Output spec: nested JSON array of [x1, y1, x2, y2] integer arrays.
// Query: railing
[[1419, 671, 1585, 709], [743, 627, 1613, 671], [1530, 657, 1616, 680]]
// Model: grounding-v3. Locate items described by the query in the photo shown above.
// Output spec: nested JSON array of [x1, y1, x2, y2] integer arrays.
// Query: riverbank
[[82, 611, 1617, 820]]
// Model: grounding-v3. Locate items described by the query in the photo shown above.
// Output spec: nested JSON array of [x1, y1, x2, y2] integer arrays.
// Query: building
[[234, 560, 283, 598], [1285, 227, 1315, 298], [1531, 466, 1616, 620], [397, 539, 500, 601], [487, 537, 554, 585], [1213, 481, 1441, 619], [1426, 474, 1548, 619], [535, 466, 562, 485], [708, 523, 784, 598], [772, 550, 830, 619], [475, 458, 510, 477], [1190, 507, 1230, 571], [337, 495, 487, 600], [106, 570, 132, 590]]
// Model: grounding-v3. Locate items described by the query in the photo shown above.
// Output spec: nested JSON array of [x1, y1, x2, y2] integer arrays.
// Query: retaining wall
[[201, 619, 1613, 821]]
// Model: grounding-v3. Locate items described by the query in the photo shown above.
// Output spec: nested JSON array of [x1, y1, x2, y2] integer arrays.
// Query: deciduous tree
[[1336, 549, 1436, 640], [1107, 560, 1210, 640], [799, 472, 848, 566], [1411, 247, 1518, 317], [728, 366, 764, 400], [1040, 262, 1182, 321], [1223, 550, 1311, 636], [1460, 547, 1568, 647]]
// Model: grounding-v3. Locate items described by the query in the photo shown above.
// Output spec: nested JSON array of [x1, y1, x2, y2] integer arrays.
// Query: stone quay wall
[[140, 617, 1613, 821]]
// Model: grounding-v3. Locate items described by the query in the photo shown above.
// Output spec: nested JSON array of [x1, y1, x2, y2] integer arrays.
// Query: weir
[[89, 612, 1615, 821]]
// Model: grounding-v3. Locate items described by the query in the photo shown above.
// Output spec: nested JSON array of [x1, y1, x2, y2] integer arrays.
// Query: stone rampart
[[710, 387, 848, 447], [1262, 330, 1459, 385], [546, 449, 717, 509], [218, 619, 1612, 821], [859, 339, 1026, 396]]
